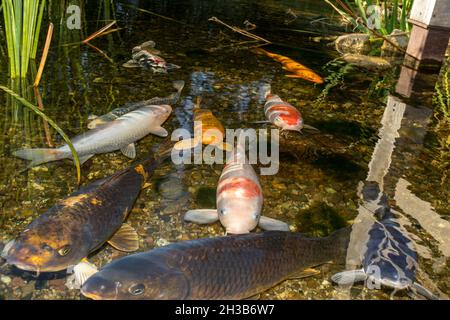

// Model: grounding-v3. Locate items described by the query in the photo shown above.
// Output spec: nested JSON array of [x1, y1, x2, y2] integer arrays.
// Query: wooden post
[[395, 65, 441, 98], [396, 0, 450, 96], [404, 0, 450, 67]]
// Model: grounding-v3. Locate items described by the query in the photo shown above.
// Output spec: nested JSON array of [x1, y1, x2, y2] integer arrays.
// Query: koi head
[[4, 217, 91, 272], [273, 115, 304, 132], [81, 255, 189, 300], [143, 104, 172, 123], [217, 177, 263, 234], [218, 200, 261, 234]]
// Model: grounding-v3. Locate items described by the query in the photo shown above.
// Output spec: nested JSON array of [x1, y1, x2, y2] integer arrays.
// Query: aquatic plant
[[430, 57, 450, 185], [0, 85, 82, 184], [315, 59, 354, 104], [434, 59, 450, 128], [2, 0, 46, 78], [325, 0, 414, 35]]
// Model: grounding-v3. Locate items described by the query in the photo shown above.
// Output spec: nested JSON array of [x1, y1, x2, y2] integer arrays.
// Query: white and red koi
[[184, 146, 289, 234], [264, 92, 304, 132], [123, 40, 180, 73]]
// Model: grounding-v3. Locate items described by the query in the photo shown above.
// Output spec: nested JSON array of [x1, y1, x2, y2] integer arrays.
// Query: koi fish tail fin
[[166, 63, 180, 71], [13, 148, 67, 168], [251, 47, 267, 56]]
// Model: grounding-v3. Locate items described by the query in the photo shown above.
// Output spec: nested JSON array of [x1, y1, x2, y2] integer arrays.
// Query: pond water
[[0, 0, 448, 300]]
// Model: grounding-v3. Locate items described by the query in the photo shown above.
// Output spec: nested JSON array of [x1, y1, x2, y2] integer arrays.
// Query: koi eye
[[41, 244, 53, 251], [129, 283, 145, 296], [57, 245, 72, 256], [219, 209, 226, 216]]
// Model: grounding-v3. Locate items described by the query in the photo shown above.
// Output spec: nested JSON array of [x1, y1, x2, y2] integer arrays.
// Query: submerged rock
[[335, 33, 371, 55], [342, 54, 392, 72], [381, 29, 409, 57], [335, 30, 409, 59]]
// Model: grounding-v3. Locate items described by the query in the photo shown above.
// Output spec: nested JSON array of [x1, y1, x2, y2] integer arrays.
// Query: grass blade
[[0, 85, 82, 184], [82, 20, 116, 44], [34, 22, 53, 87]]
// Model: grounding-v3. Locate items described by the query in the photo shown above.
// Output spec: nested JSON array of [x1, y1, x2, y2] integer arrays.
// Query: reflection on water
[[0, 0, 448, 300], [339, 65, 449, 300]]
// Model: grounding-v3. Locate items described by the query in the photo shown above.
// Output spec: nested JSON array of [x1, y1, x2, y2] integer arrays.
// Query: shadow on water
[[312, 119, 377, 142], [295, 202, 348, 237], [311, 153, 366, 180]]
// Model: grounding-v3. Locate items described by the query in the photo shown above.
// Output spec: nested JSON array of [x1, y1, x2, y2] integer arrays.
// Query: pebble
[[145, 236, 155, 247], [1, 275, 11, 285], [21, 208, 35, 217], [155, 238, 171, 247], [48, 278, 66, 291], [11, 277, 25, 288], [32, 182, 45, 191], [325, 188, 337, 194]]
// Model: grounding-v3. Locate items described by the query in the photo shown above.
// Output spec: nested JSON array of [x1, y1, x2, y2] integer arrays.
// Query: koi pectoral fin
[[289, 268, 321, 279], [251, 120, 271, 124], [150, 126, 169, 137], [123, 60, 140, 68], [302, 124, 320, 132], [244, 294, 261, 300], [410, 282, 440, 300], [121, 143, 136, 159], [331, 269, 367, 285], [66, 258, 98, 290], [258, 216, 290, 231], [77, 154, 95, 165], [184, 209, 219, 224], [107, 223, 139, 252]]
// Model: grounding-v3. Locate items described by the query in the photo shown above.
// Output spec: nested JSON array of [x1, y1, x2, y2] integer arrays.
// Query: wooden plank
[[405, 25, 450, 64]]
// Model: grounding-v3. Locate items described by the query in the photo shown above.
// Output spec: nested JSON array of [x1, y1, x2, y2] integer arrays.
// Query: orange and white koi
[[253, 48, 323, 84], [184, 145, 289, 234]]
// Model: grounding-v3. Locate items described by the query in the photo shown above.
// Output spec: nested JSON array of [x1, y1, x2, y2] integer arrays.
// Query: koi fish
[[87, 80, 184, 129], [184, 143, 289, 234], [2, 149, 171, 285], [81, 228, 351, 300], [252, 48, 323, 84], [13, 105, 172, 167], [123, 41, 180, 73], [258, 86, 318, 133], [173, 97, 231, 151], [331, 208, 438, 300]]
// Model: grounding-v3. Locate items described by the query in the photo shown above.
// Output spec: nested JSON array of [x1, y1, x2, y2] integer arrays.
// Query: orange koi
[[253, 48, 323, 84], [173, 97, 231, 151]]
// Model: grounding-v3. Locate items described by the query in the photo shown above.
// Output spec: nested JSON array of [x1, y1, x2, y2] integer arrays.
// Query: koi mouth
[[80, 288, 105, 300], [6, 256, 40, 273]]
